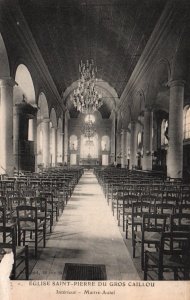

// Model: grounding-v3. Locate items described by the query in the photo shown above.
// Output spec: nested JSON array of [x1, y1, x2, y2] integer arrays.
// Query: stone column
[[32, 116, 38, 171], [57, 128, 63, 163], [142, 108, 153, 170], [51, 127, 57, 166], [28, 116, 37, 171], [116, 130, 121, 165], [130, 122, 137, 169], [0, 78, 14, 175], [64, 111, 69, 164], [41, 118, 50, 168], [111, 111, 116, 164], [13, 104, 20, 172], [121, 129, 127, 168], [60, 131, 64, 164], [157, 118, 162, 150], [126, 129, 130, 168], [167, 80, 185, 178]]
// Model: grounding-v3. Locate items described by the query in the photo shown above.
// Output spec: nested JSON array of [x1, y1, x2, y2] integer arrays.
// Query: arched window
[[183, 106, 190, 140], [69, 135, 78, 150], [137, 131, 143, 156], [101, 135, 110, 151], [137, 132, 143, 148], [161, 119, 168, 145]]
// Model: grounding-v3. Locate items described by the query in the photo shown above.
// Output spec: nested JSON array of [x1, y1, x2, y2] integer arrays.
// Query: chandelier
[[85, 139, 94, 147], [82, 116, 96, 138], [72, 60, 103, 114]]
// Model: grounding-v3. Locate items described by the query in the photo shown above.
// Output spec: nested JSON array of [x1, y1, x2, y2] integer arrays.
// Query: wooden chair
[[155, 203, 175, 229], [144, 231, 190, 280], [40, 191, 59, 230], [22, 189, 36, 199], [30, 197, 50, 233], [178, 204, 190, 214], [0, 201, 17, 243], [0, 225, 29, 279], [170, 213, 190, 232], [131, 202, 154, 258], [51, 180, 66, 212], [119, 194, 139, 235], [9, 197, 28, 221], [16, 205, 46, 258], [140, 213, 167, 270]]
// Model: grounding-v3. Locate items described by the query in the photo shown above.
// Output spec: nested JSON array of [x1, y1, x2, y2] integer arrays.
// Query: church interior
[[0, 0, 190, 281]]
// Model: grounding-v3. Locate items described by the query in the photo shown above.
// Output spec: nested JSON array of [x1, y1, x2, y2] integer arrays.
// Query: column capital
[[52, 126, 58, 130], [42, 117, 50, 123], [169, 79, 186, 88], [0, 77, 17, 87]]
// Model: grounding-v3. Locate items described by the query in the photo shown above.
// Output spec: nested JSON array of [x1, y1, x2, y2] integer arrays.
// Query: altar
[[79, 157, 99, 165]]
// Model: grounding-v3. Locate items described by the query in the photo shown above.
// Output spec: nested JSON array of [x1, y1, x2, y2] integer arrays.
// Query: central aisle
[[31, 170, 139, 280]]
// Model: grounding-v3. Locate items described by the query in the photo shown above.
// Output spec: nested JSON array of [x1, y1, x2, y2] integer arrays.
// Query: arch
[[148, 59, 171, 98], [137, 131, 143, 151], [183, 105, 190, 140], [50, 107, 57, 128], [64, 79, 119, 118], [69, 135, 78, 150], [161, 119, 169, 145], [14, 64, 36, 105], [133, 89, 146, 119], [37, 92, 49, 119], [148, 58, 171, 88], [0, 33, 10, 77], [101, 135, 110, 151], [57, 117, 63, 131], [146, 58, 171, 112], [172, 25, 190, 81]]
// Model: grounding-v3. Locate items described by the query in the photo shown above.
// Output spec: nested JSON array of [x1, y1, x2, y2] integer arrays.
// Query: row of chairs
[[0, 166, 84, 279], [95, 166, 190, 280]]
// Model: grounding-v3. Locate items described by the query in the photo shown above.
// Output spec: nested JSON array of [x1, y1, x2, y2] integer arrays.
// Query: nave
[[1, 165, 190, 281], [29, 170, 139, 280], [1, 0, 190, 287]]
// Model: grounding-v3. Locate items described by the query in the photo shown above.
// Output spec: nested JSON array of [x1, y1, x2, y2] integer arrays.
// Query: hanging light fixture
[[85, 139, 94, 147], [71, 60, 103, 114], [82, 114, 96, 138]]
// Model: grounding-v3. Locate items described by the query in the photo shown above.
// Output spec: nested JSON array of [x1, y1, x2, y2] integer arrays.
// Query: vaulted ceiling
[[18, 0, 166, 117]]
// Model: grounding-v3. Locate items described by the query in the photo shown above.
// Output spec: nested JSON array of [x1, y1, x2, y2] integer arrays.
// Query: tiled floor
[[30, 170, 139, 280]]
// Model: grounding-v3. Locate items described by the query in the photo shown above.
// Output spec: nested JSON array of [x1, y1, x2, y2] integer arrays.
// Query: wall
[[68, 111, 111, 165]]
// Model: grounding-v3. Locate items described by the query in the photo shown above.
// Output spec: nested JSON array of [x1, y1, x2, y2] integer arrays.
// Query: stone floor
[[29, 170, 140, 280]]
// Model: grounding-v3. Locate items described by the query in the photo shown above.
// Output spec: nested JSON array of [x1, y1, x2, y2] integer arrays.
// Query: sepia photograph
[[0, 0, 190, 299]]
